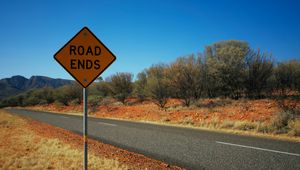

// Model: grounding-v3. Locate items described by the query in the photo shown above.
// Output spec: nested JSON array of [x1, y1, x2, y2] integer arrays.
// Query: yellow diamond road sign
[[54, 27, 116, 88]]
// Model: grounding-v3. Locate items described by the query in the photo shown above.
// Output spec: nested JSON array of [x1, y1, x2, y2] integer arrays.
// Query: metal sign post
[[54, 27, 116, 170], [83, 88, 88, 170]]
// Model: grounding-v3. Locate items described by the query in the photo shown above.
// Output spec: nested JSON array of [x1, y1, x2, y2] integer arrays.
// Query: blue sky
[[0, 0, 299, 80]]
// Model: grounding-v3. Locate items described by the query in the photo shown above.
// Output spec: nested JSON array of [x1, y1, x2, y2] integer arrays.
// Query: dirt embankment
[[0, 110, 183, 170], [27, 98, 300, 141], [28, 99, 282, 122]]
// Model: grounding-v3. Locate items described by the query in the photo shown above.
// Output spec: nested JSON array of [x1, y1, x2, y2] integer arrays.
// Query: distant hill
[[0, 75, 74, 99]]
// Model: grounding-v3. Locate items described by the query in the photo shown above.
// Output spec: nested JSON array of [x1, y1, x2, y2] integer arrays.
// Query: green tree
[[109, 72, 133, 104], [22, 90, 40, 106], [88, 95, 102, 112], [169, 55, 198, 106], [194, 54, 205, 99], [34, 87, 55, 104], [54, 84, 82, 105], [205, 40, 249, 99], [275, 60, 300, 95], [134, 71, 148, 102], [245, 49, 274, 98], [146, 64, 169, 108], [89, 81, 111, 97]]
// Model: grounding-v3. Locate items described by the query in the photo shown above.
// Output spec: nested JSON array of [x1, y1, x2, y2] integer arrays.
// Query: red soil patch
[[27, 119, 183, 170], [28, 98, 300, 125], [91, 99, 281, 123]]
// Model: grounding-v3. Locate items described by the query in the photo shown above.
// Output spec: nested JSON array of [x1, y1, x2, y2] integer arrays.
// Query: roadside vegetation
[[0, 110, 127, 170], [0, 110, 183, 169], [1, 40, 300, 138]]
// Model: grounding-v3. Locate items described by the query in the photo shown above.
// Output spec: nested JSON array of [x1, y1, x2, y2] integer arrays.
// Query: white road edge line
[[97, 122, 117, 127], [61, 116, 69, 119], [216, 141, 300, 157]]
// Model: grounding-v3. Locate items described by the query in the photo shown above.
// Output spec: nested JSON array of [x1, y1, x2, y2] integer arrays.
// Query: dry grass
[[233, 121, 257, 131], [0, 110, 128, 170], [287, 119, 300, 136], [220, 119, 235, 129]]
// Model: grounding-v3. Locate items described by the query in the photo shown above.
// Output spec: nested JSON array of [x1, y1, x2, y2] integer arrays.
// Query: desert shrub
[[245, 49, 274, 98], [204, 40, 249, 99], [22, 88, 55, 106], [268, 111, 296, 134], [53, 100, 64, 108], [271, 111, 292, 130], [276, 99, 300, 116], [108, 72, 133, 104], [39, 88, 55, 104], [196, 99, 232, 108], [209, 117, 220, 128], [69, 99, 81, 106], [220, 119, 235, 129], [1, 87, 56, 107], [133, 71, 148, 102], [233, 121, 257, 131], [0, 100, 5, 108], [54, 90, 69, 106], [23, 95, 40, 106], [89, 81, 112, 97], [101, 98, 113, 112], [181, 117, 194, 125], [88, 95, 102, 112], [274, 60, 300, 96], [256, 122, 275, 133], [287, 119, 300, 136], [256, 112, 298, 135], [166, 105, 184, 111], [53, 84, 82, 106], [199, 119, 209, 127], [0, 95, 22, 107], [146, 64, 170, 108], [168, 55, 198, 107], [88, 95, 102, 107], [38, 99, 48, 105]]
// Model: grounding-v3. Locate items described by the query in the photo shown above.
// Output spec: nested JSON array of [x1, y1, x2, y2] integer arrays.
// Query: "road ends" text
[[69, 45, 101, 70]]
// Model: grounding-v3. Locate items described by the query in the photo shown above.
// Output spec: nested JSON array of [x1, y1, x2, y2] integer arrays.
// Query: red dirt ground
[[31, 98, 300, 123], [26, 117, 183, 170], [27, 98, 300, 127]]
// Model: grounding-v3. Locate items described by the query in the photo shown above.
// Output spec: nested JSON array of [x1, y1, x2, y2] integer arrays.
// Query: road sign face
[[54, 27, 116, 88]]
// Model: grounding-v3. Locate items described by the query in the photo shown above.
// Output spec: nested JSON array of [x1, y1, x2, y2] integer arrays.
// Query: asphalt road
[[7, 108, 300, 170]]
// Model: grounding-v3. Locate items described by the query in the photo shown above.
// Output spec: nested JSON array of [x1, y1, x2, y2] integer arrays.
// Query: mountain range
[[0, 75, 74, 99]]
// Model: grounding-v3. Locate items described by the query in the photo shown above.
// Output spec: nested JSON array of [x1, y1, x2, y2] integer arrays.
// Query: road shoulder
[[1, 109, 183, 170]]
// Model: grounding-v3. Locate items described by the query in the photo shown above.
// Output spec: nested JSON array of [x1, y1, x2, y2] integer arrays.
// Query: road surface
[[7, 108, 300, 170]]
